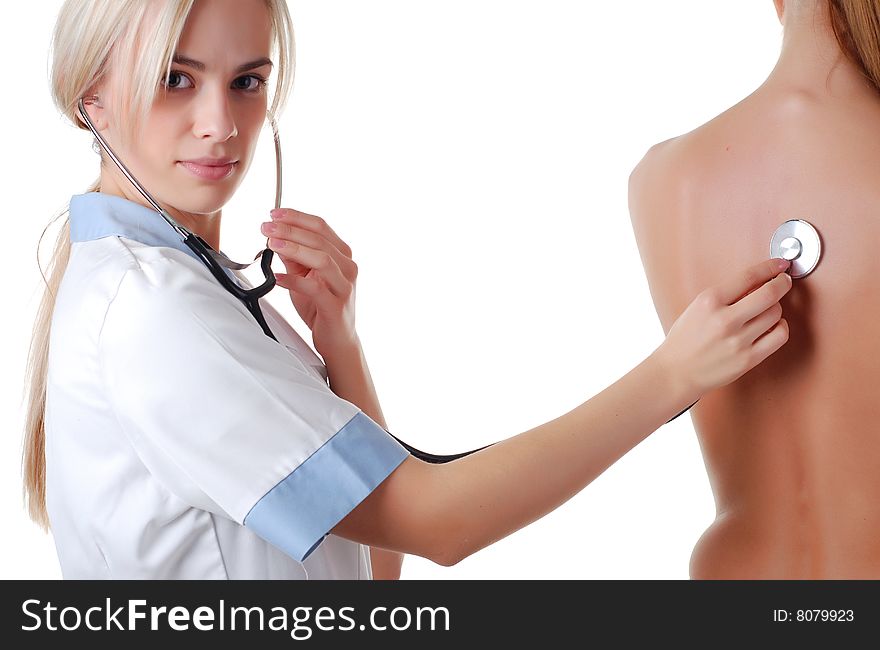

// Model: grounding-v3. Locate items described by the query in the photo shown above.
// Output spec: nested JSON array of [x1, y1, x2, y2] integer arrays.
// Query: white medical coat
[[44, 191, 409, 579]]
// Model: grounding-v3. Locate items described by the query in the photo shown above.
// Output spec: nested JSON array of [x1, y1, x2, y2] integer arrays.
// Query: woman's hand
[[261, 208, 359, 358], [654, 257, 793, 402]]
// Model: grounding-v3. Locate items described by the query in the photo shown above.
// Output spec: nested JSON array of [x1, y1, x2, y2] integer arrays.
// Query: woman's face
[[100, 0, 273, 216]]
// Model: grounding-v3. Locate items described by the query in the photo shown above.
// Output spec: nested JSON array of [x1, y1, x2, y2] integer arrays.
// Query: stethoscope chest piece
[[770, 219, 821, 278]]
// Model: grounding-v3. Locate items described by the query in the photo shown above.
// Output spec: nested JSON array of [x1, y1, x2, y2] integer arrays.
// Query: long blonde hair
[[23, 0, 295, 530], [830, 0, 880, 91]]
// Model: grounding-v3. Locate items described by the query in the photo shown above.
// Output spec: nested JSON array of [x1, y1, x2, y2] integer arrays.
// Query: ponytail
[[22, 178, 100, 530]]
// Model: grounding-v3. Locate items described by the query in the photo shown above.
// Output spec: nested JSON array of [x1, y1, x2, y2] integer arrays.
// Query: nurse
[[22, 0, 794, 579]]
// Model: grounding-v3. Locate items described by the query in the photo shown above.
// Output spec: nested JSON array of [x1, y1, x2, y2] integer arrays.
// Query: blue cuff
[[243, 411, 409, 562]]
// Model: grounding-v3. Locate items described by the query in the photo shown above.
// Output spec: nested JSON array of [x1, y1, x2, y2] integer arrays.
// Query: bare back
[[629, 81, 880, 578]]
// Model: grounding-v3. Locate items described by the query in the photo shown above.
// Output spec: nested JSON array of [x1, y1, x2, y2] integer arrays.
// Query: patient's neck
[[765, 5, 876, 100]]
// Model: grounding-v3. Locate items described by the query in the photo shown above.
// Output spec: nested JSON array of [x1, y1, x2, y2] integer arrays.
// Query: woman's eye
[[162, 71, 193, 90], [233, 75, 267, 92]]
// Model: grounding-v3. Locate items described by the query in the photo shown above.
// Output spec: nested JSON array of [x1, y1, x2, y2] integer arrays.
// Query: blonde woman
[[24, 0, 794, 579]]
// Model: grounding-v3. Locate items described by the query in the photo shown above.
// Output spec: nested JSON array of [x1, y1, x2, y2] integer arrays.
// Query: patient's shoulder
[[628, 94, 780, 229], [628, 136, 685, 212], [627, 132, 702, 238], [630, 87, 837, 204]]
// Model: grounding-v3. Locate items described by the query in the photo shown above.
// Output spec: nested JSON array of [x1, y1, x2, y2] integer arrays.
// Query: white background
[[2, 1, 782, 579]]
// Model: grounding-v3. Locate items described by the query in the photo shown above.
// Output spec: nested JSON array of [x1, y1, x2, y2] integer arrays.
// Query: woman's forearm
[[322, 335, 388, 429], [425, 348, 696, 564]]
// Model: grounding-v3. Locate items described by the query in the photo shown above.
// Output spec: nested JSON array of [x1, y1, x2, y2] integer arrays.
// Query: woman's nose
[[192, 86, 238, 141]]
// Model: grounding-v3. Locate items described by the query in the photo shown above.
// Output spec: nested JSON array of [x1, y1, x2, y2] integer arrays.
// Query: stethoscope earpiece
[[770, 219, 821, 278]]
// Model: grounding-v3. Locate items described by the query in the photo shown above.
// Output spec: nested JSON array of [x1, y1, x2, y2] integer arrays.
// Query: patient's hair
[[829, 0, 880, 91], [22, 0, 295, 531]]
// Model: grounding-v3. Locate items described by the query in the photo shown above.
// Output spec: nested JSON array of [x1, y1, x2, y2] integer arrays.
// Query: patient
[[628, 0, 880, 578]]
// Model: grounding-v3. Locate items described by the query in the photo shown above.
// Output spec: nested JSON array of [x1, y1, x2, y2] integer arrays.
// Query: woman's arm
[[332, 258, 793, 566], [322, 338, 404, 579]]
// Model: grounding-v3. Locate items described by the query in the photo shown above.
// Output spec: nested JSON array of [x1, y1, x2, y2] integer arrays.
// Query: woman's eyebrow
[[172, 54, 274, 73]]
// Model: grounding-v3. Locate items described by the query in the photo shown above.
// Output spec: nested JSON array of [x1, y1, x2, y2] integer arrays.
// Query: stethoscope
[[76, 97, 823, 460], [769, 219, 822, 277]]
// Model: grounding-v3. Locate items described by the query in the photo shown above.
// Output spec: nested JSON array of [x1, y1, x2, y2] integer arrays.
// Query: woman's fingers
[[262, 219, 357, 281], [717, 258, 790, 306], [275, 255, 309, 277], [749, 318, 790, 365], [270, 208, 353, 258], [741, 302, 783, 344], [279, 272, 340, 310], [267, 237, 351, 298], [728, 265, 792, 325]]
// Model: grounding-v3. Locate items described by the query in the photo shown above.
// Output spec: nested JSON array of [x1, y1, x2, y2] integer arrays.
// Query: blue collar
[[69, 191, 235, 281]]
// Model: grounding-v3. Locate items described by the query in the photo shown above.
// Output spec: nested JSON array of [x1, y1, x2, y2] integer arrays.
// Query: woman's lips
[[177, 160, 237, 180]]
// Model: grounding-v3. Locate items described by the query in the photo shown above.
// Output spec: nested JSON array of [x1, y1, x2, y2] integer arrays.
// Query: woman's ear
[[773, 0, 785, 24], [79, 91, 109, 131]]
